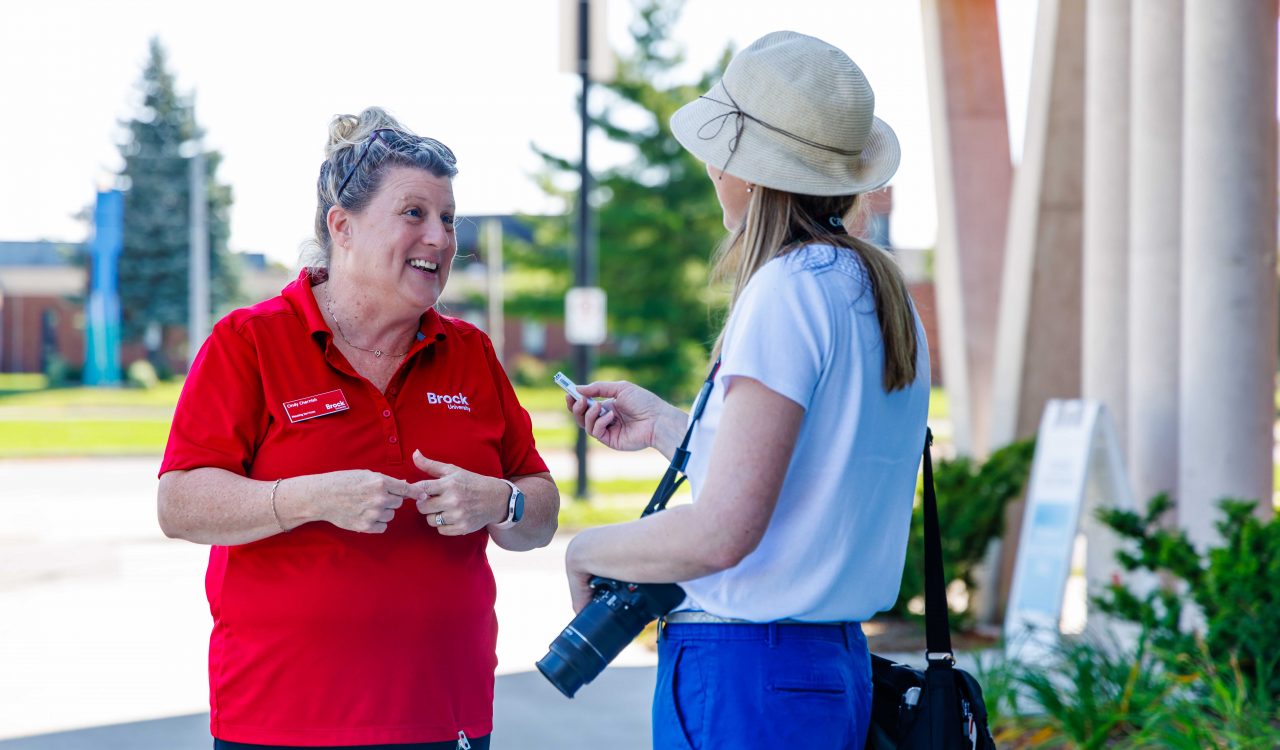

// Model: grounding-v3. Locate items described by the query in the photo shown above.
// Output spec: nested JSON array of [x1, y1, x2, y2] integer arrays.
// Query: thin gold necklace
[[324, 297, 411, 359]]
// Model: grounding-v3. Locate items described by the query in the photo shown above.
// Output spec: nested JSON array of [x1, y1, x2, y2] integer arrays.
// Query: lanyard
[[641, 358, 722, 518]]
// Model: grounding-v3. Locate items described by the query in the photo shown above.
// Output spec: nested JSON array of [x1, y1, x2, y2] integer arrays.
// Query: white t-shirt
[[678, 244, 931, 622]]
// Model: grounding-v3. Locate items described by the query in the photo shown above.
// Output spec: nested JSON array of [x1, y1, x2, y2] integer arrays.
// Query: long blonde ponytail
[[711, 188, 918, 391]]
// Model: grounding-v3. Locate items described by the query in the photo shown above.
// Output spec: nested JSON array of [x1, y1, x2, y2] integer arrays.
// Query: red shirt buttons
[[382, 409, 391, 418], [388, 435, 398, 444]]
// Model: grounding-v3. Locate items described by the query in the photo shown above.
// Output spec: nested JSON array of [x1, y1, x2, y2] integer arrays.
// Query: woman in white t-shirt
[[563, 31, 930, 749]]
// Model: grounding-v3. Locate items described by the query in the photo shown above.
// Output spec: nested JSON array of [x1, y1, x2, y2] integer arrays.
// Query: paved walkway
[[0, 454, 949, 748], [0, 668, 657, 749], [0, 455, 663, 747]]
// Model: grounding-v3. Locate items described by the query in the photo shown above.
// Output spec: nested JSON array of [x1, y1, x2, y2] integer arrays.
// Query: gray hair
[[304, 107, 458, 267]]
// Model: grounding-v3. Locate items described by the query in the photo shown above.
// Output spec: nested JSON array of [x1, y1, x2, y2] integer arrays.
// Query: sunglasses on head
[[336, 128, 406, 200]]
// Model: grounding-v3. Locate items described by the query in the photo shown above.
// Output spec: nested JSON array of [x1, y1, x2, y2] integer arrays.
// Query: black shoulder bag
[[866, 428, 997, 749]]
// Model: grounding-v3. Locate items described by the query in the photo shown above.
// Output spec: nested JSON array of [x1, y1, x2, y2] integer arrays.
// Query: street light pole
[[188, 140, 209, 367], [573, 0, 594, 499]]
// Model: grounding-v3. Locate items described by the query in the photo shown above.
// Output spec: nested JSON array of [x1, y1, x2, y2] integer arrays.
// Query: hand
[[412, 451, 508, 536], [310, 469, 417, 534], [567, 380, 677, 453], [565, 534, 598, 613]]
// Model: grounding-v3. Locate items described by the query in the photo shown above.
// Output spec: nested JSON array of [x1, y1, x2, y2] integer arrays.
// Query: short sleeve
[[718, 257, 831, 410], [159, 318, 267, 477], [482, 337, 549, 478]]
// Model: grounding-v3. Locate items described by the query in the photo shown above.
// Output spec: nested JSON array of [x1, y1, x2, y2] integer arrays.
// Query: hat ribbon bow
[[695, 85, 862, 176]]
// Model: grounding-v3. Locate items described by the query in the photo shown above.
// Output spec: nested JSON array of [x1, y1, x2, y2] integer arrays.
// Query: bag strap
[[638, 370, 956, 665], [920, 427, 955, 665], [641, 358, 722, 518]]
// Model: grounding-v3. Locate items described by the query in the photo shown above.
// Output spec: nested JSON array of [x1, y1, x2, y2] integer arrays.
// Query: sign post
[[560, 0, 613, 499]]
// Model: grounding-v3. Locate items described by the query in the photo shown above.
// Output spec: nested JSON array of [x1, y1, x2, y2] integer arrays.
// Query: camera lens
[[537, 595, 634, 697], [538, 579, 686, 698], [535, 624, 600, 698]]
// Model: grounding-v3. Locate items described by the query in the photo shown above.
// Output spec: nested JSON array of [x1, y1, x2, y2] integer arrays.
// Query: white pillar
[[989, 0, 1087, 618], [1127, 0, 1182, 511], [991, 0, 1087, 448], [1082, 0, 1131, 444], [1180, 0, 1277, 547], [921, 0, 1013, 458]]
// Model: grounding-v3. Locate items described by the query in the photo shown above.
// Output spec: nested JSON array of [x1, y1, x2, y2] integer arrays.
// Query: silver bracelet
[[269, 478, 289, 533]]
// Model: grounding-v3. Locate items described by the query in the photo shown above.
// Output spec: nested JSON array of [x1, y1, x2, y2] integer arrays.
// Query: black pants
[[213, 736, 491, 750]]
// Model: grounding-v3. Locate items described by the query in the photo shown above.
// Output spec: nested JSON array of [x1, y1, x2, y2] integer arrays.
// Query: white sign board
[[1004, 400, 1135, 661], [565, 287, 607, 345]]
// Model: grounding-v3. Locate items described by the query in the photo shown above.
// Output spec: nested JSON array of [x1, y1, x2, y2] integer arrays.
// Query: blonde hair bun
[[325, 107, 412, 159]]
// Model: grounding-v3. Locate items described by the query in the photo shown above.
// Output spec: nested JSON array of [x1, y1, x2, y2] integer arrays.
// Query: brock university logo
[[427, 391, 471, 412]]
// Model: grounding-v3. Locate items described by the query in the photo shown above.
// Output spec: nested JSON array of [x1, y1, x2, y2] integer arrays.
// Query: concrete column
[[991, 0, 1087, 448], [1127, 0, 1182, 511], [1180, 0, 1277, 547], [990, 0, 1087, 617], [1082, 0, 1131, 444], [920, 0, 1012, 458]]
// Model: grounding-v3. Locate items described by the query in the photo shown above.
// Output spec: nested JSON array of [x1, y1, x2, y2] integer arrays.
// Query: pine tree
[[509, 1, 729, 399], [116, 38, 240, 372]]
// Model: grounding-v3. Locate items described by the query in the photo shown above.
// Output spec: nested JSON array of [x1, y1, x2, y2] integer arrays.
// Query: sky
[[0, 0, 1035, 267]]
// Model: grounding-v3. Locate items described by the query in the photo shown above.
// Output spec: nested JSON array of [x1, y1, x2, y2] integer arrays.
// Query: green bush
[[125, 359, 160, 389], [982, 498, 1280, 748], [1129, 643, 1280, 750], [1095, 494, 1280, 701], [1018, 631, 1172, 749], [509, 354, 552, 388], [892, 438, 1036, 625], [43, 354, 81, 387]]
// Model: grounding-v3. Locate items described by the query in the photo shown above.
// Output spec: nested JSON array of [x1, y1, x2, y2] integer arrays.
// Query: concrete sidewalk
[[0, 455, 949, 749], [0, 668, 657, 749], [0, 456, 659, 747]]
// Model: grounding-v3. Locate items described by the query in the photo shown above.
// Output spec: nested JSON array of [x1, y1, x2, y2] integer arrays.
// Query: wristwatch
[[495, 479, 525, 529]]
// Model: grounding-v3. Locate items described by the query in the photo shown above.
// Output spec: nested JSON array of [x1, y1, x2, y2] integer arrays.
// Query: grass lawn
[[0, 379, 579, 458], [0, 375, 951, 461], [0, 375, 180, 457], [558, 480, 691, 531], [0, 420, 172, 457]]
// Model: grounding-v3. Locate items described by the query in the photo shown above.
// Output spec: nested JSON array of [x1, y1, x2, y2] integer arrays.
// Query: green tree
[[510, 0, 729, 400], [116, 38, 240, 371]]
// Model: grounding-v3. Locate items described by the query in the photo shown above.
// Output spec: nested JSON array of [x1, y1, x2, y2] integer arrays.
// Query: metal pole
[[188, 146, 209, 367], [485, 218, 505, 366], [573, 0, 593, 499]]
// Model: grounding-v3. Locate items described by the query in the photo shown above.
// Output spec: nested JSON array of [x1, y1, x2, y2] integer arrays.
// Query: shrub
[[43, 354, 81, 387], [984, 498, 1280, 747], [509, 354, 552, 388], [126, 359, 160, 389], [892, 438, 1037, 625], [1095, 494, 1280, 701]]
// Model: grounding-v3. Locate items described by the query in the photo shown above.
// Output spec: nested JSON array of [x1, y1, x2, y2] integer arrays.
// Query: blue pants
[[653, 621, 871, 750]]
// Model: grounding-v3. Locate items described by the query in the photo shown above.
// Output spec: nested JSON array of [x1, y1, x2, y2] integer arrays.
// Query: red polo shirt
[[160, 269, 547, 745]]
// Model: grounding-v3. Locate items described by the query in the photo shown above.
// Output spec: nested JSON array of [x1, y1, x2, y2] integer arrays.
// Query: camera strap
[[641, 357, 722, 518]]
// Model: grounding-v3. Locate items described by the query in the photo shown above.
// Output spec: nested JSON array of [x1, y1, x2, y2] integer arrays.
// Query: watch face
[[512, 489, 525, 523]]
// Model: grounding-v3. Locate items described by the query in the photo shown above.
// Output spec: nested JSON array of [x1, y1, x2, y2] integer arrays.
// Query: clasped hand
[[312, 451, 506, 535]]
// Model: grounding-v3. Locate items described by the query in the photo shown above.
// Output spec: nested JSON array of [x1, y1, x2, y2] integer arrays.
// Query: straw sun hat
[[670, 30, 900, 196]]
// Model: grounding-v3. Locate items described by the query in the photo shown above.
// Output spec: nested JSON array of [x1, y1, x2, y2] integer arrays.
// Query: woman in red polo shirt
[[157, 107, 558, 750]]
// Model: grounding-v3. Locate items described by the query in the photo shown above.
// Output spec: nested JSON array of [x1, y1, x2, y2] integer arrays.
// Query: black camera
[[538, 363, 720, 698], [536, 576, 685, 698]]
